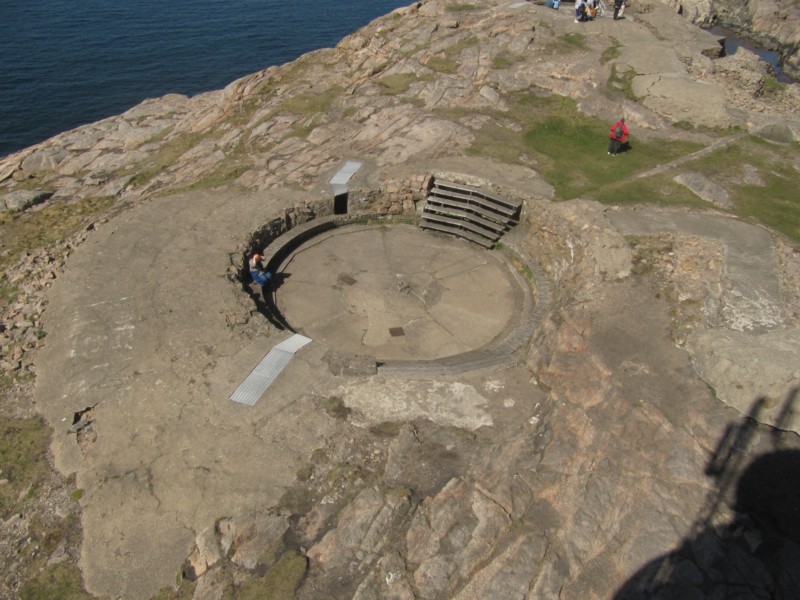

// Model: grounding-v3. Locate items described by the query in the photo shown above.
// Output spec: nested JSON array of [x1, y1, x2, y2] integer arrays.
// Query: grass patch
[[600, 39, 622, 65], [426, 56, 460, 73], [277, 486, 314, 515], [445, 2, 480, 10], [525, 115, 702, 199], [150, 579, 199, 600], [127, 132, 205, 190], [762, 76, 786, 97], [425, 34, 479, 74], [19, 563, 94, 600], [310, 448, 329, 464], [638, 135, 800, 244], [607, 64, 638, 100], [369, 421, 402, 436], [0, 417, 52, 517], [296, 463, 313, 481], [491, 51, 522, 70], [175, 163, 251, 193], [446, 91, 709, 203], [277, 85, 343, 118], [736, 170, 800, 243], [237, 550, 307, 600], [562, 32, 588, 50], [322, 396, 351, 420], [376, 72, 418, 95], [593, 174, 709, 207], [0, 195, 114, 277]]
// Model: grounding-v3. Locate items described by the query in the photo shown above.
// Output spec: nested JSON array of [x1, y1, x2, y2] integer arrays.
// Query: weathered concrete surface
[[34, 188, 344, 598], [687, 327, 800, 429], [276, 225, 521, 360], [608, 207, 785, 332], [3, 0, 797, 597]]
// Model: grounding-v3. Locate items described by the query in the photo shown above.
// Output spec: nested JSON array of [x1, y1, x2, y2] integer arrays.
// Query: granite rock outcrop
[[0, 0, 798, 599]]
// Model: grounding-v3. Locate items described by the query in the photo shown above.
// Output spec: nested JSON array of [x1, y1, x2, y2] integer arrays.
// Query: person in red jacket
[[608, 117, 629, 155]]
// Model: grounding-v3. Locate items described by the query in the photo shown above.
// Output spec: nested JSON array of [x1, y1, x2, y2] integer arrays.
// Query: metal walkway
[[229, 334, 313, 406]]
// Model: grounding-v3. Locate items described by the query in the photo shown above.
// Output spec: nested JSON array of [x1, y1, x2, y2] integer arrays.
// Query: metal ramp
[[229, 334, 312, 406]]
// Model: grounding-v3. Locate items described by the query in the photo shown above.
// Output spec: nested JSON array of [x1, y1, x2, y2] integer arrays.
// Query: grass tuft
[[0, 417, 51, 517]]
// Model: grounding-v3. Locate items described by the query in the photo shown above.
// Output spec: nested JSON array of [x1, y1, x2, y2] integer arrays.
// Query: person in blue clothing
[[248, 253, 273, 287], [575, 0, 589, 21]]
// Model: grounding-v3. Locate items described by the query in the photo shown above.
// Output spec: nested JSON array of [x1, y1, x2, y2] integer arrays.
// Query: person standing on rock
[[608, 117, 629, 155], [613, 0, 625, 19], [248, 252, 273, 287]]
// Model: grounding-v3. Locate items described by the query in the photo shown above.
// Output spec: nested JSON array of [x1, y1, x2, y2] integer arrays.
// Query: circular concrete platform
[[274, 224, 524, 361]]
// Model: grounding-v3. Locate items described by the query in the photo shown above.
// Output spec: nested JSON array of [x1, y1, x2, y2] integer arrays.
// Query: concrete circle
[[275, 224, 523, 360]]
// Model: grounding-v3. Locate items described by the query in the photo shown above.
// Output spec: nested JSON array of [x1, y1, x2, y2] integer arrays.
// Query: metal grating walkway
[[229, 334, 313, 406]]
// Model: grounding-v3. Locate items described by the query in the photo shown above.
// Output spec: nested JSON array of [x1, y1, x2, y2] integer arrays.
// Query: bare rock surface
[[673, 171, 733, 208], [0, 0, 797, 598]]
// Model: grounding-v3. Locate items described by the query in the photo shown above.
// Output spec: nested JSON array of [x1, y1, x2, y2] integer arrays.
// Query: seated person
[[575, 0, 590, 21], [248, 253, 273, 287]]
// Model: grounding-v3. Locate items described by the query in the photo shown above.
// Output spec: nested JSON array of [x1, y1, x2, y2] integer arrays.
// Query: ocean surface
[[0, 0, 410, 157]]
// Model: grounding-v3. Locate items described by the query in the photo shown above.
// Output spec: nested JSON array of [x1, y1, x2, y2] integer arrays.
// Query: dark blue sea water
[[0, 0, 409, 157], [709, 25, 793, 83]]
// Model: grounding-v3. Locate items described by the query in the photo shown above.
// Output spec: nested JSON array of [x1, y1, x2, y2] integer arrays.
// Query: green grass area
[[449, 93, 705, 202], [426, 34, 479, 74], [607, 64, 638, 100], [762, 76, 787, 97], [0, 195, 114, 278], [684, 137, 800, 244], [376, 72, 419, 95], [426, 56, 460, 74], [277, 85, 343, 118], [600, 38, 622, 65], [592, 174, 708, 208], [237, 550, 307, 600], [126, 132, 206, 190], [19, 563, 94, 600], [445, 2, 481, 10], [0, 417, 51, 517], [525, 115, 702, 199], [491, 51, 523, 70], [151, 579, 199, 600], [562, 32, 588, 51]]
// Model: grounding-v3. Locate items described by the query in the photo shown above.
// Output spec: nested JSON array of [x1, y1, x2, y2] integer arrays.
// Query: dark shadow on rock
[[269, 271, 291, 292], [260, 275, 294, 332], [613, 388, 800, 600]]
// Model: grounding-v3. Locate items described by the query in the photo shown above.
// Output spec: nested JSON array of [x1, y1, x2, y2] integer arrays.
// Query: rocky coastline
[[1, 0, 799, 598]]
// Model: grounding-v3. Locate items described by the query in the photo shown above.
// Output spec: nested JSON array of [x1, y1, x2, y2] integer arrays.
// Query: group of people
[[574, 0, 599, 21], [573, 0, 626, 21]]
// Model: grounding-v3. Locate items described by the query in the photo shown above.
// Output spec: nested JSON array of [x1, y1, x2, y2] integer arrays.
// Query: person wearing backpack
[[608, 117, 629, 155]]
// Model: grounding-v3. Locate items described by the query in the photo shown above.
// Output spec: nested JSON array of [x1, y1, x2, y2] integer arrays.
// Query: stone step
[[430, 181, 519, 219], [421, 212, 503, 240], [434, 180, 521, 211], [430, 186, 518, 218], [420, 221, 495, 248], [426, 193, 517, 225], [423, 204, 509, 233]]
